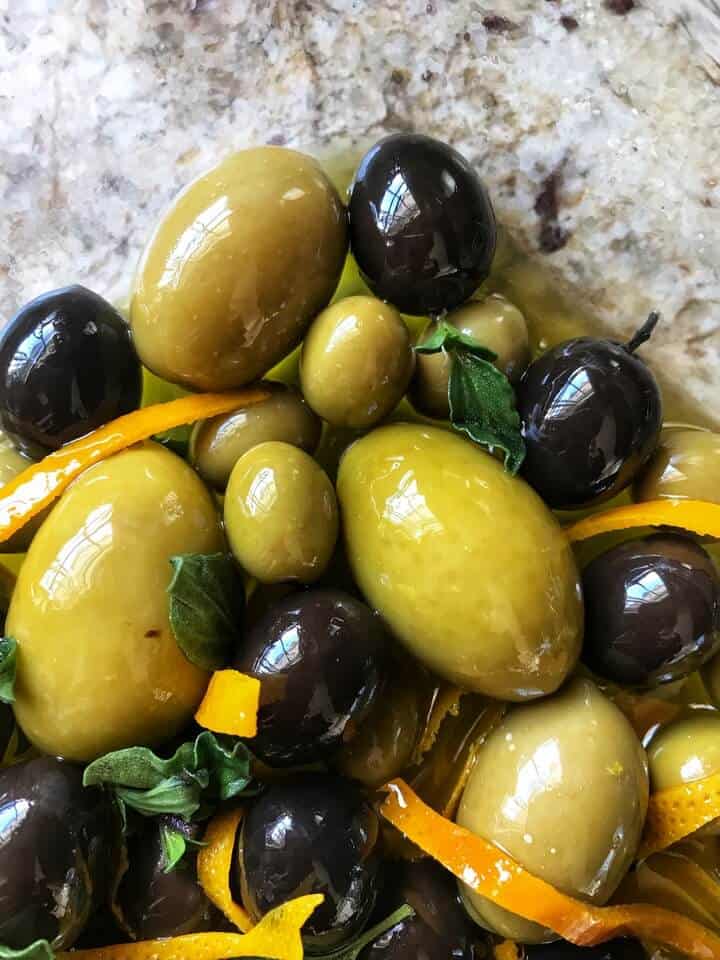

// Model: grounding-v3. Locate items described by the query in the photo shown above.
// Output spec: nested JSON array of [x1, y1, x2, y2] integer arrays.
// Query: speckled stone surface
[[1, 0, 719, 421]]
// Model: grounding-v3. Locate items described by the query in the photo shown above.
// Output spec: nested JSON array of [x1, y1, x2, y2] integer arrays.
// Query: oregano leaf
[[0, 638, 17, 704], [415, 320, 497, 361], [320, 905, 414, 960], [159, 822, 188, 873], [0, 942, 54, 960]]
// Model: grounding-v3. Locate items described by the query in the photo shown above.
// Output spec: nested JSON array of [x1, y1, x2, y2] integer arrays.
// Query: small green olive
[[411, 294, 530, 419], [190, 383, 321, 491], [633, 428, 720, 504], [224, 441, 338, 584], [0, 429, 41, 552], [300, 295, 414, 428], [646, 711, 720, 792]]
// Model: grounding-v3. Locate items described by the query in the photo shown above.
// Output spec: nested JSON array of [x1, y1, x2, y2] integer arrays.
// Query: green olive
[[0, 429, 42, 552], [457, 678, 648, 942], [224, 441, 338, 584], [410, 294, 530, 419], [8, 442, 223, 761], [300, 295, 414, 428], [336, 424, 582, 699], [633, 428, 720, 504], [131, 147, 348, 391], [190, 383, 321, 491], [646, 711, 720, 792]]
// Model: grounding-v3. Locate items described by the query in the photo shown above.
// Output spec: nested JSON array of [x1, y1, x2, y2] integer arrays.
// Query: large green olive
[[646, 711, 720, 792], [300, 296, 414, 428], [225, 441, 338, 584], [190, 383, 321, 491], [633, 428, 720, 504], [336, 424, 583, 699], [457, 678, 648, 943], [130, 147, 348, 391], [8, 442, 223, 761]]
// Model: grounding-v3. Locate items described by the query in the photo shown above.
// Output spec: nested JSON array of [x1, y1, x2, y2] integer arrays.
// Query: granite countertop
[[1, 0, 719, 422]]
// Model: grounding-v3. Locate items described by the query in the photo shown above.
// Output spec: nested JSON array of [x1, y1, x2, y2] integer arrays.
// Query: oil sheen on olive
[[516, 336, 662, 509], [239, 775, 380, 954], [457, 678, 648, 943], [0, 757, 116, 950], [115, 817, 218, 939], [234, 589, 387, 766], [634, 427, 720, 504], [348, 134, 496, 315], [131, 147, 348, 391], [582, 535, 720, 687], [646, 711, 720, 792], [523, 939, 646, 960], [0, 285, 141, 457]]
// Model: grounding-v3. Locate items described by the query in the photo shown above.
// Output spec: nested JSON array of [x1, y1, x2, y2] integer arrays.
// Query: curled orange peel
[[380, 778, 720, 959], [567, 498, 720, 543], [640, 772, 720, 860], [197, 807, 253, 932], [195, 670, 260, 738]]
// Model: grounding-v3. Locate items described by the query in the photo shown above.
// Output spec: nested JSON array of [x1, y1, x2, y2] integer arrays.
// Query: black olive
[[348, 134, 496, 315], [523, 937, 645, 960], [238, 775, 380, 954], [358, 859, 488, 960], [0, 756, 117, 950], [582, 534, 720, 687], [0, 285, 142, 457], [234, 588, 387, 767], [516, 322, 662, 509]]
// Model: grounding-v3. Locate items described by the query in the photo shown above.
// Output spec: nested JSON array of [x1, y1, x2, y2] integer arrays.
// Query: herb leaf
[[0, 942, 54, 960], [154, 426, 192, 460], [320, 905, 414, 960], [0, 638, 17, 704], [160, 822, 188, 873], [168, 553, 244, 672], [83, 731, 254, 820], [449, 350, 526, 474], [415, 320, 497, 361]]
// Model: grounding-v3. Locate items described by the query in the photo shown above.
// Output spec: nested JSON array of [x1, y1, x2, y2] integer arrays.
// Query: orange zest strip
[[640, 772, 720, 860], [567, 499, 720, 543], [197, 808, 253, 933], [57, 893, 323, 960], [381, 778, 720, 960], [0, 389, 269, 545], [195, 671, 260, 738], [494, 942, 521, 960]]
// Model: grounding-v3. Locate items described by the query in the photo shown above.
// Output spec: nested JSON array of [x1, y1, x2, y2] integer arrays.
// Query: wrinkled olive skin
[[337, 425, 582, 699], [8, 443, 222, 761], [300, 296, 414, 428], [349, 134, 496, 315], [225, 441, 339, 585], [516, 337, 662, 509], [234, 589, 387, 767], [0, 757, 116, 950], [131, 148, 348, 391], [239, 775, 380, 954], [116, 817, 218, 939], [0, 286, 141, 457], [411, 295, 530, 419], [457, 678, 648, 943], [634, 428, 720, 504], [358, 860, 488, 960], [646, 711, 720, 792], [190, 383, 321, 491], [524, 939, 646, 960], [582, 535, 720, 687]]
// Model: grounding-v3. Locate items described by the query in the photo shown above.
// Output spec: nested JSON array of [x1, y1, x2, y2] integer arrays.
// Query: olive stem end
[[626, 311, 660, 354]]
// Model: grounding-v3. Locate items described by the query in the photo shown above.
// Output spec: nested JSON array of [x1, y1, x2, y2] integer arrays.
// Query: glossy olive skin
[[411, 294, 530, 419], [523, 939, 645, 960], [115, 817, 218, 939], [239, 775, 380, 953], [190, 383, 321, 491], [0, 429, 44, 552], [235, 588, 387, 766], [457, 678, 648, 943], [646, 711, 720, 792], [8, 442, 222, 761], [300, 296, 414, 428], [349, 134, 496, 315], [0, 757, 116, 950], [0, 286, 141, 457], [337, 425, 582, 699], [516, 337, 662, 509], [225, 441, 339, 584], [358, 860, 487, 960], [131, 147, 348, 391], [634, 427, 720, 504], [582, 534, 720, 687]]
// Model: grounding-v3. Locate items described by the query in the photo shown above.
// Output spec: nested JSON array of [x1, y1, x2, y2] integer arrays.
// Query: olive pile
[[0, 133, 718, 960]]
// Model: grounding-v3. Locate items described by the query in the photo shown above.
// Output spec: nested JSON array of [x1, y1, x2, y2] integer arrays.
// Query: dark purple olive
[[114, 816, 220, 940], [358, 859, 488, 960], [0, 756, 117, 950], [348, 134, 496, 315], [0, 285, 142, 457], [238, 775, 380, 954], [234, 588, 387, 767], [523, 938, 645, 960], [516, 319, 662, 509], [582, 534, 720, 687]]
